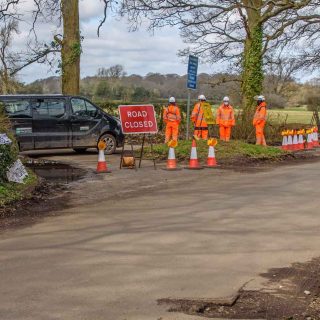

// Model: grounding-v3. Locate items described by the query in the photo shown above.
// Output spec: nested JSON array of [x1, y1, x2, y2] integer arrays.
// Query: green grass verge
[[0, 170, 38, 206], [139, 140, 286, 162]]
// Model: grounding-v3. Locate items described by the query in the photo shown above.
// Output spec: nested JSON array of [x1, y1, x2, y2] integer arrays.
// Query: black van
[[0, 95, 124, 154]]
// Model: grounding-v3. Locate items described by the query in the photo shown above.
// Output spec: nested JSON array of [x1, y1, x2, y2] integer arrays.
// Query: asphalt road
[[1, 149, 320, 320]]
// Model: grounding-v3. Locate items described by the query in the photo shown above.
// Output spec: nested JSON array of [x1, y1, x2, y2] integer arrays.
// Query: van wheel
[[73, 148, 87, 153], [99, 133, 116, 155]]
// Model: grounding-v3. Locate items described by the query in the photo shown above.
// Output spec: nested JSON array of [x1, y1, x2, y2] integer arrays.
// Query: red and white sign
[[118, 105, 158, 134]]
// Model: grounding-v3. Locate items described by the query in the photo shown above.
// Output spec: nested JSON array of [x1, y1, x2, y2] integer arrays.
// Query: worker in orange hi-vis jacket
[[191, 95, 208, 140], [163, 97, 181, 143], [216, 96, 235, 141], [253, 95, 267, 146]]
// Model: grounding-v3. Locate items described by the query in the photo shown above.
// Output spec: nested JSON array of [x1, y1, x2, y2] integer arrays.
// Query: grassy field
[[268, 109, 314, 125], [224, 107, 314, 125]]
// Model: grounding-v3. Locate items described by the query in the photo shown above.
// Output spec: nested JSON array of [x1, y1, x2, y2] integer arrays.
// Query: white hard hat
[[169, 97, 175, 103], [198, 95, 206, 101], [257, 95, 265, 101], [223, 96, 230, 102]]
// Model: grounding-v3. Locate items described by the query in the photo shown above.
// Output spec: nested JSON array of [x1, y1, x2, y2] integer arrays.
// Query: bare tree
[[121, 0, 320, 135], [97, 64, 126, 79], [0, 0, 19, 21], [0, 18, 19, 93], [5, 0, 116, 95], [29, 0, 122, 95], [0, 17, 60, 94], [265, 57, 300, 96]]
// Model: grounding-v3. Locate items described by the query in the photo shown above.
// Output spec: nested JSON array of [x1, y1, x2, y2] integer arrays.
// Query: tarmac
[[0, 149, 320, 320]]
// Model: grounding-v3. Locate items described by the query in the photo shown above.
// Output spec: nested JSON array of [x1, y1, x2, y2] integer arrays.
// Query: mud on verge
[[0, 161, 87, 231]]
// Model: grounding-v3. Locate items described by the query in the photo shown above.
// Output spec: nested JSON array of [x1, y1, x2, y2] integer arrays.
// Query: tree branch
[[97, 0, 110, 37]]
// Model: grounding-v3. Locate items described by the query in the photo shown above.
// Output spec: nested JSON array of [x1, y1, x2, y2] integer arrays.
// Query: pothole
[[26, 160, 87, 183], [158, 258, 320, 319]]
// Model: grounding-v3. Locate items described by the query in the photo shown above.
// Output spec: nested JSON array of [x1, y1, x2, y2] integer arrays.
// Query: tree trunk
[[240, 0, 264, 138], [1, 73, 8, 95], [61, 0, 80, 95], [0, 68, 11, 94]]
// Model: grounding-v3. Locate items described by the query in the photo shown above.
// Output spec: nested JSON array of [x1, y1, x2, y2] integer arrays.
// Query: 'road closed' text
[[124, 121, 155, 129]]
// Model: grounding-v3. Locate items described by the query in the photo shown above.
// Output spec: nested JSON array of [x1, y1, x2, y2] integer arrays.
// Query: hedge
[[0, 106, 19, 183]]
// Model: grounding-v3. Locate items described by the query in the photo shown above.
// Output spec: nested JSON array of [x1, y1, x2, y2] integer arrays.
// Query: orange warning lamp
[[98, 140, 107, 151], [207, 138, 218, 147], [167, 140, 178, 148]]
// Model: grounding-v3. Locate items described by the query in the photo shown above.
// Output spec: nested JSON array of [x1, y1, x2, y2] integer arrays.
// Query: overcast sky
[[10, 0, 317, 84], [11, 0, 218, 84]]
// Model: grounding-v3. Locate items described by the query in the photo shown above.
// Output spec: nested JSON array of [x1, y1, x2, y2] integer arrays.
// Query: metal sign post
[[186, 90, 191, 140], [186, 55, 199, 140]]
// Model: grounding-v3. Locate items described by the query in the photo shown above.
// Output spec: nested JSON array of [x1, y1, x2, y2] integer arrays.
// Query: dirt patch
[[158, 258, 320, 319], [0, 181, 70, 231], [0, 160, 88, 231], [217, 150, 320, 173]]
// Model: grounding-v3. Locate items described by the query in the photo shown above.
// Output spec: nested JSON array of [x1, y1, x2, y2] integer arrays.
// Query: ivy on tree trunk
[[240, 0, 264, 138], [241, 25, 263, 137]]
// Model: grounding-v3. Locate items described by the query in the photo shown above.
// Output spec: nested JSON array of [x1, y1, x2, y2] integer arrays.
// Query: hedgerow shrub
[[0, 104, 19, 183]]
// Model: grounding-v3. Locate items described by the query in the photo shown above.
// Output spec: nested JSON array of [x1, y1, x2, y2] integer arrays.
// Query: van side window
[[85, 101, 98, 117], [3, 100, 31, 118], [33, 99, 66, 118], [71, 98, 98, 118]]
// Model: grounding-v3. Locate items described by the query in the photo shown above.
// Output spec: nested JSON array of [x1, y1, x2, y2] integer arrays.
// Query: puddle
[[26, 162, 87, 183]]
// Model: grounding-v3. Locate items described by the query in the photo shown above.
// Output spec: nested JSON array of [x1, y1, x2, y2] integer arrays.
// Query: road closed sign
[[118, 105, 158, 134]]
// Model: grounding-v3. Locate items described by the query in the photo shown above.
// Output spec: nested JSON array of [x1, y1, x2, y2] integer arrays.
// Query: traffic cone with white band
[[96, 140, 111, 173], [186, 140, 203, 170], [292, 132, 299, 151], [313, 127, 319, 147], [163, 140, 182, 171], [306, 130, 314, 150], [298, 132, 305, 150], [205, 138, 218, 168], [287, 134, 293, 151], [281, 134, 288, 151]]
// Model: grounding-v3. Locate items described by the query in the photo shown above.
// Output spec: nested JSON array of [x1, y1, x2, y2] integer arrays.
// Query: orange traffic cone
[[313, 128, 319, 147], [186, 140, 203, 170], [281, 135, 288, 150], [206, 145, 217, 168], [298, 134, 305, 150], [205, 138, 218, 168], [306, 133, 314, 150], [163, 147, 181, 171], [292, 133, 299, 151], [287, 134, 293, 151], [96, 141, 111, 173]]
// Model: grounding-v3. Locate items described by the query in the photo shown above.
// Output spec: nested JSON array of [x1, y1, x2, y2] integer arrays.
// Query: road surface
[[1, 149, 320, 320]]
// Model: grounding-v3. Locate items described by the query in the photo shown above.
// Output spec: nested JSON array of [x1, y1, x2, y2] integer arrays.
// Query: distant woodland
[[13, 65, 320, 110]]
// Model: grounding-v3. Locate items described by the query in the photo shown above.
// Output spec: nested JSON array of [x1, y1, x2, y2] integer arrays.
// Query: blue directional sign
[[187, 55, 199, 90]]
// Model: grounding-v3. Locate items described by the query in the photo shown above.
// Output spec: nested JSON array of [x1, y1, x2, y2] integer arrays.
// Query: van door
[[2, 99, 34, 151], [32, 98, 70, 149], [70, 98, 102, 147]]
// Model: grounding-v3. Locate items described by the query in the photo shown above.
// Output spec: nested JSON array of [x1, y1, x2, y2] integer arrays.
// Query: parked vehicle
[[0, 95, 124, 154]]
